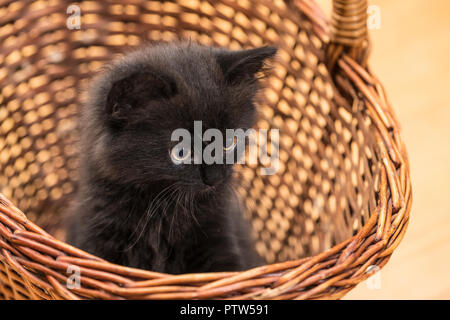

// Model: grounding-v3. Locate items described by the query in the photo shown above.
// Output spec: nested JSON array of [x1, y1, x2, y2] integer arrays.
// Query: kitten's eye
[[170, 146, 191, 164], [223, 136, 238, 152]]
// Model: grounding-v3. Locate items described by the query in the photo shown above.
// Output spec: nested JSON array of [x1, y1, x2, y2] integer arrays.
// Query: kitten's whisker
[[187, 191, 200, 228], [124, 183, 177, 251], [167, 190, 178, 242], [167, 185, 183, 242]]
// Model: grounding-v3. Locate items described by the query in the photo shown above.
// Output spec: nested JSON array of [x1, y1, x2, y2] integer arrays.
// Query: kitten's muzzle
[[200, 164, 227, 186]]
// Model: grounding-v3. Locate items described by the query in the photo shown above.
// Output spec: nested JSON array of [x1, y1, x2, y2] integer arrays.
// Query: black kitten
[[66, 41, 277, 273]]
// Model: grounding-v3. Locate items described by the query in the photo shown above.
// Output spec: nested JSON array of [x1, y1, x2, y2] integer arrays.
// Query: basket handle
[[331, 0, 368, 46], [328, 0, 369, 67]]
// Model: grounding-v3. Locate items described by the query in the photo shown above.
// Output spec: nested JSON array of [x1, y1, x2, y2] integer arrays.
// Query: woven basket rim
[[0, 0, 412, 300]]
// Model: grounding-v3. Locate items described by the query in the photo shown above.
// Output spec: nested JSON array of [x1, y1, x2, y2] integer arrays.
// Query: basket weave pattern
[[0, 0, 411, 299]]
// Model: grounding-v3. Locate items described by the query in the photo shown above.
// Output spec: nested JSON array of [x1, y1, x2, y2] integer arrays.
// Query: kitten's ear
[[214, 46, 277, 85], [105, 71, 177, 121]]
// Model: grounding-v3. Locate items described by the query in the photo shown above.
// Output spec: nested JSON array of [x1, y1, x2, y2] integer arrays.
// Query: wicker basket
[[0, 0, 412, 300]]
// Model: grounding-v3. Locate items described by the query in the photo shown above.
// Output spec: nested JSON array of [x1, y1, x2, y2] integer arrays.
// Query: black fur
[[66, 41, 277, 273]]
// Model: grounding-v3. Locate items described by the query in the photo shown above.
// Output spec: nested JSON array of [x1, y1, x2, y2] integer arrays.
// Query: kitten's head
[[84, 42, 277, 192]]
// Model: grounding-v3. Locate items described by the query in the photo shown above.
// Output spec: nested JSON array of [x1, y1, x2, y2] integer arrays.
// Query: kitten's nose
[[201, 164, 225, 186]]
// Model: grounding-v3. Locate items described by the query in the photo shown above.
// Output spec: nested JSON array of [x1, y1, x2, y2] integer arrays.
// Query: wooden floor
[[315, 0, 450, 299]]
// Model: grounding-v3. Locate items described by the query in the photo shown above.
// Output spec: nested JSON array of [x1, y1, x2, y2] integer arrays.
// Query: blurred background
[[316, 0, 450, 299]]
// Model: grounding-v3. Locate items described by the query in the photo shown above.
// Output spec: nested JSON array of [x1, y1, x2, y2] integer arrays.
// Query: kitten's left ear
[[214, 46, 277, 85]]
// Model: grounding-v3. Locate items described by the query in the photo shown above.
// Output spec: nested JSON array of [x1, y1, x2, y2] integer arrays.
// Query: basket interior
[[0, 0, 381, 264]]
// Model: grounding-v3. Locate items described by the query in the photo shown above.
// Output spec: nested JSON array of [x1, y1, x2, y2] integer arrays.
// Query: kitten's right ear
[[214, 46, 277, 85], [105, 71, 177, 122]]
